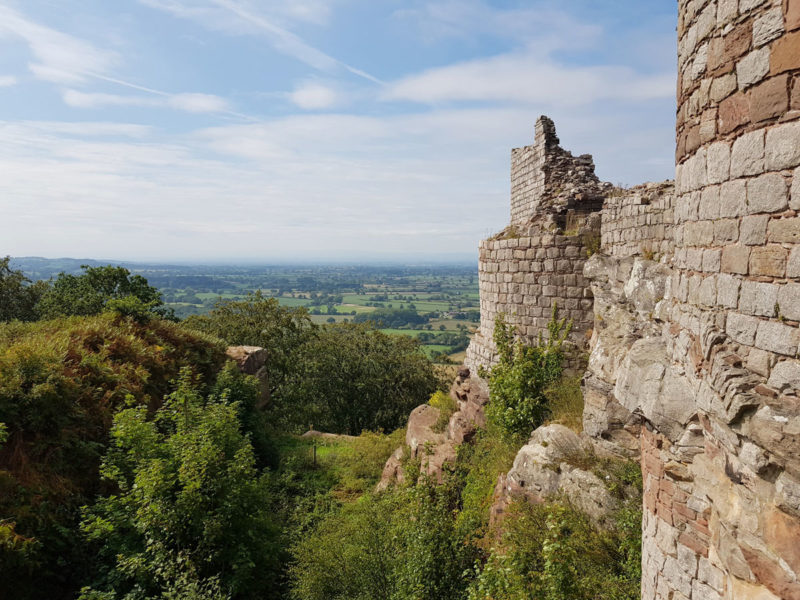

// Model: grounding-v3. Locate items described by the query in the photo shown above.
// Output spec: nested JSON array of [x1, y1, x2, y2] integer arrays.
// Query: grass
[[545, 375, 584, 432]]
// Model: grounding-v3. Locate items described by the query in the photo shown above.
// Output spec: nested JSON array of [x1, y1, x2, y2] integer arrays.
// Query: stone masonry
[[466, 117, 610, 373], [468, 1, 800, 598]]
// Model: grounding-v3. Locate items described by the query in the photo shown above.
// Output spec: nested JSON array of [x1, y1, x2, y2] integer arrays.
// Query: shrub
[[482, 309, 570, 441], [545, 375, 584, 432], [80, 369, 281, 599], [429, 390, 457, 433], [279, 323, 437, 435], [0, 314, 226, 599]]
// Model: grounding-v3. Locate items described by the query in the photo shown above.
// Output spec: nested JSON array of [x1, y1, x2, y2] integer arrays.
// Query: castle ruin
[[466, 1, 800, 598]]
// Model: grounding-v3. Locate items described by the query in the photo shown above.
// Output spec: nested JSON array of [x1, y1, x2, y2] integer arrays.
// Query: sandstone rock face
[[377, 368, 489, 490], [226, 346, 269, 408], [500, 424, 621, 525]]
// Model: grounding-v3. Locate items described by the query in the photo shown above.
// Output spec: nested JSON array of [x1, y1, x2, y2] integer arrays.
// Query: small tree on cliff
[[481, 307, 571, 440]]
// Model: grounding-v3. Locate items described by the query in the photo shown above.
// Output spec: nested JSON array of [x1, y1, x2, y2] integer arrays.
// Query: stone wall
[[467, 117, 607, 374], [585, 1, 800, 598], [465, 232, 595, 372], [510, 116, 608, 229], [601, 182, 676, 259]]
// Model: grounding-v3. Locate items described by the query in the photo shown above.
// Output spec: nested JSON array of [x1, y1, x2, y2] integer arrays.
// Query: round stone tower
[[645, 1, 800, 598]]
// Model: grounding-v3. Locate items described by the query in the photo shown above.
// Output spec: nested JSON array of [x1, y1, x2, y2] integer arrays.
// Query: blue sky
[[0, 0, 677, 262]]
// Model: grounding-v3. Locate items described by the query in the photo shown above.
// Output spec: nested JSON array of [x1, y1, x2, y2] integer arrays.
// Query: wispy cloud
[[290, 80, 340, 110], [139, 0, 382, 84], [394, 0, 601, 49], [0, 5, 118, 84], [0, 75, 18, 87], [383, 50, 674, 106]]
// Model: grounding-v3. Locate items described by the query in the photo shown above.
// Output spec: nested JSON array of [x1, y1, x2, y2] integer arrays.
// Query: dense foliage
[[0, 315, 226, 599], [184, 292, 315, 397], [37, 265, 172, 320], [0, 263, 642, 600], [280, 323, 438, 435], [0, 256, 48, 322], [80, 370, 280, 600], [482, 309, 570, 440]]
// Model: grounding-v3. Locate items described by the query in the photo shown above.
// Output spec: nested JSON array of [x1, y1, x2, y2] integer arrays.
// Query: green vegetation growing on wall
[[481, 309, 571, 440]]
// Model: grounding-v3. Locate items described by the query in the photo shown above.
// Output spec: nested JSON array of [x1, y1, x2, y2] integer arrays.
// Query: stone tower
[[636, 1, 800, 598], [465, 117, 607, 373]]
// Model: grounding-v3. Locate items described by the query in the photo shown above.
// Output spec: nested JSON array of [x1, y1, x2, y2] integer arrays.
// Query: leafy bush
[[279, 323, 437, 435], [80, 369, 280, 600], [0, 256, 48, 323], [482, 309, 570, 441], [429, 390, 457, 433], [468, 496, 641, 600], [291, 479, 478, 600], [37, 265, 172, 320], [184, 291, 315, 398], [0, 314, 226, 599]]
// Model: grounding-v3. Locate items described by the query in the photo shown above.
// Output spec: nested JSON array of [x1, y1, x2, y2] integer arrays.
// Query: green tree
[[0, 256, 48, 322], [482, 309, 570, 440], [291, 481, 476, 600], [80, 370, 280, 600], [184, 292, 315, 398], [37, 265, 171, 320], [280, 323, 438, 435]]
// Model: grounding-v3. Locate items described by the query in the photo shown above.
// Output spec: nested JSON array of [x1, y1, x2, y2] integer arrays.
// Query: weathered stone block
[[720, 179, 748, 216], [778, 283, 800, 321], [727, 311, 760, 345], [715, 218, 740, 242], [737, 46, 771, 89], [730, 129, 765, 177], [770, 30, 800, 74], [792, 167, 800, 210], [707, 141, 732, 184], [788, 246, 800, 277], [741, 214, 770, 244], [766, 120, 800, 170], [769, 217, 800, 244], [750, 74, 790, 122], [740, 280, 778, 316], [719, 92, 751, 134], [721, 244, 751, 274], [755, 319, 800, 355], [748, 172, 789, 213], [717, 273, 742, 308], [750, 245, 787, 276], [753, 8, 785, 47]]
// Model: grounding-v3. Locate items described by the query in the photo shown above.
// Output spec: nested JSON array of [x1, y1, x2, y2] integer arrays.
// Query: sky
[[0, 0, 678, 263]]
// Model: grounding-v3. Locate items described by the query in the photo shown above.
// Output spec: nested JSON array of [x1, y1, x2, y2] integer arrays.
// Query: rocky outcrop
[[378, 368, 488, 491], [493, 424, 623, 526], [226, 345, 269, 408]]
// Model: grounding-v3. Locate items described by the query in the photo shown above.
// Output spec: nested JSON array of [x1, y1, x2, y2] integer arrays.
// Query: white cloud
[[290, 81, 339, 110], [0, 5, 118, 84], [0, 75, 17, 87], [0, 104, 674, 261], [383, 50, 674, 106], [168, 93, 230, 113], [138, 0, 381, 83], [394, 0, 601, 49], [62, 89, 231, 114], [63, 89, 160, 109]]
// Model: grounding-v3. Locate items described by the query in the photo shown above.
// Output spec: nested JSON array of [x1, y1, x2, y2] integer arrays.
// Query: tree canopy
[[37, 265, 171, 320], [0, 256, 48, 322], [279, 323, 438, 435]]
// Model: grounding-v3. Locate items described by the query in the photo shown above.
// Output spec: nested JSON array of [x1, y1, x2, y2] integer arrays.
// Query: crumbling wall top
[[509, 116, 610, 231]]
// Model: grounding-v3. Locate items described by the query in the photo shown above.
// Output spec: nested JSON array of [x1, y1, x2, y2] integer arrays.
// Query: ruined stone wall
[[465, 232, 595, 372], [601, 182, 676, 259], [600, 1, 800, 598], [466, 117, 606, 374]]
